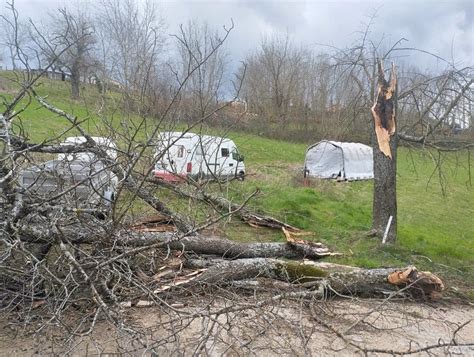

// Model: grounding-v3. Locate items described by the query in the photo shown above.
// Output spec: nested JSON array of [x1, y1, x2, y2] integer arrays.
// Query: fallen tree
[[175, 260, 445, 299], [17, 222, 334, 260], [149, 178, 302, 231], [1, 10, 471, 355], [122, 257, 446, 305], [13, 221, 444, 301]]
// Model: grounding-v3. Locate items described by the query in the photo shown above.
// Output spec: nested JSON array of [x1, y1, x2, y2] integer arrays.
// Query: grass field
[[2, 72, 473, 292], [228, 134, 473, 287]]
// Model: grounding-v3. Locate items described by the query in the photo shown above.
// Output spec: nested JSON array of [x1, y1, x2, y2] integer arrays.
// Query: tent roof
[[305, 140, 373, 180], [306, 140, 372, 154]]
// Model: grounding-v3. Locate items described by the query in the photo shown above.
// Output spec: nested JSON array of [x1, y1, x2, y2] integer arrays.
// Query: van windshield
[[232, 150, 243, 161]]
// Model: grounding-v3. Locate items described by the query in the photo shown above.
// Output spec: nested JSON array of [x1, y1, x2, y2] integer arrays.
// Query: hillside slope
[[1, 72, 472, 290]]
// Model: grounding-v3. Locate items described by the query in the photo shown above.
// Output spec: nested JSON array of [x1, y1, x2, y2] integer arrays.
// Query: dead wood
[[371, 61, 397, 159], [129, 214, 177, 232], [17, 223, 333, 261], [150, 178, 302, 231], [183, 259, 445, 299]]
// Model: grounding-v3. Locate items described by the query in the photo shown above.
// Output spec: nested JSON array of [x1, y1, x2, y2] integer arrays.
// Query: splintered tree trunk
[[371, 61, 398, 242]]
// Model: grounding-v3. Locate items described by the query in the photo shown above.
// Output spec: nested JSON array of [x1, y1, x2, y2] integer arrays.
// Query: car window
[[221, 148, 229, 157], [177, 145, 185, 158]]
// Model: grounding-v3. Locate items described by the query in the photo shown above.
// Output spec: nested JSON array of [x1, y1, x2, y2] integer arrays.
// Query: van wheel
[[237, 171, 245, 181]]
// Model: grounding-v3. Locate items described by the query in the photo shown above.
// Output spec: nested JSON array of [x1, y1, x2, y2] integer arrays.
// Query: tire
[[237, 171, 245, 181]]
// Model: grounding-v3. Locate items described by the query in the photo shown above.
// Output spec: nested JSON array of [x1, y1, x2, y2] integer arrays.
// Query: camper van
[[153, 132, 245, 181]]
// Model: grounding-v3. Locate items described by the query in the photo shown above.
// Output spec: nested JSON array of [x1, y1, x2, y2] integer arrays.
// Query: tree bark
[[70, 72, 80, 100], [182, 259, 444, 299], [17, 224, 334, 260], [371, 61, 398, 242]]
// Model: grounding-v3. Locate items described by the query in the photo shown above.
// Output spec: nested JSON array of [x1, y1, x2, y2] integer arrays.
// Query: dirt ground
[[1, 299, 473, 356]]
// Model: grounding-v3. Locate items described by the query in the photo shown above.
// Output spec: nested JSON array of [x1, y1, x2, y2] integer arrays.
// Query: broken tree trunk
[[184, 259, 445, 300], [17, 223, 334, 260], [371, 60, 398, 242], [121, 178, 192, 233]]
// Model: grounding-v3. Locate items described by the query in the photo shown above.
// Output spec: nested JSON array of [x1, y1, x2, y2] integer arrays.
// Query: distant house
[[30, 69, 69, 81]]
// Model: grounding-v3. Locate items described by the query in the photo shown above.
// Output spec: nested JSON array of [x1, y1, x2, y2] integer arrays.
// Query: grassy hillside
[[1, 72, 473, 291], [227, 135, 473, 285]]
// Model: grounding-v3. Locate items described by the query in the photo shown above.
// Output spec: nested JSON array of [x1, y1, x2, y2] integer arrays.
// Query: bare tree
[[95, 0, 166, 112], [241, 34, 311, 127], [329, 28, 473, 242], [31, 7, 97, 99], [174, 20, 229, 121], [0, 1, 28, 70]]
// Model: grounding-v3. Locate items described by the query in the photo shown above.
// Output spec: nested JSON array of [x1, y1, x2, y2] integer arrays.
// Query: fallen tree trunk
[[149, 178, 302, 231], [15, 223, 444, 301], [17, 223, 334, 260], [183, 259, 445, 300]]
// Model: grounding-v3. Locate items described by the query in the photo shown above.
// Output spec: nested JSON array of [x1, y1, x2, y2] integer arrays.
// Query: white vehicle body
[[18, 136, 120, 214], [57, 136, 118, 162], [154, 132, 245, 181], [58, 136, 119, 190], [19, 159, 117, 210]]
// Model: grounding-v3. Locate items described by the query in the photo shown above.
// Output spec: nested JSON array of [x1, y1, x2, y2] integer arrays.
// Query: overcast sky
[[3, 0, 473, 72]]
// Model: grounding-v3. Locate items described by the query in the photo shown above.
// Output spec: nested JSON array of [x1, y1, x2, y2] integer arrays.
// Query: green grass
[[2, 71, 473, 291], [222, 145, 473, 286]]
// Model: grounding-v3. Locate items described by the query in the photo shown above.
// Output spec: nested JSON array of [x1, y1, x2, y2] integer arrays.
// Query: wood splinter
[[371, 60, 397, 159]]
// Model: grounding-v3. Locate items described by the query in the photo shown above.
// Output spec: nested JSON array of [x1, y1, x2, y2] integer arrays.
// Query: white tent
[[304, 141, 374, 180]]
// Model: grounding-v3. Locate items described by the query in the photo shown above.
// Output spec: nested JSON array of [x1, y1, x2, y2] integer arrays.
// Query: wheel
[[237, 171, 245, 181]]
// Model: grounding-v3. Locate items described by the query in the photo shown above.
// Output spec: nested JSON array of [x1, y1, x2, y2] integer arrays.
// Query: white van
[[153, 132, 245, 181]]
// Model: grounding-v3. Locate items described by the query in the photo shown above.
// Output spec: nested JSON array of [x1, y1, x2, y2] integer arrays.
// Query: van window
[[221, 148, 229, 157], [177, 145, 185, 158]]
